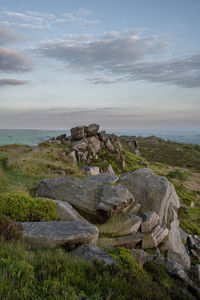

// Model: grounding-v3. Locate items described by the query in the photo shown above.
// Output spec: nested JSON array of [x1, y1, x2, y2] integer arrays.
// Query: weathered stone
[[105, 138, 115, 152], [153, 255, 184, 274], [131, 249, 148, 266], [88, 136, 101, 156], [123, 201, 141, 215], [162, 219, 191, 270], [134, 149, 140, 156], [80, 165, 100, 175], [141, 211, 159, 233], [71, 244, 116, 265], [97, 184, 134, 221], [86, 124, 100, 137], [97, 232, 143, 249], [21, 220, 99, 248], [72, 140, 87, 151], [96, 213, 142, 238], [120, 168, 180, 225], [36, 177, 134, 223], [77, 151, 87, 162], [68, 151, 78, 164], [56, 133, 66, 140], [186, 235, 200, 260], [71, 126, 86, 140], [88, 173, 119, 184], [52, 200, 86, 221], [106, 164, 115, 175], [171, 268, 200, 295], [114, 139, 123, 151], [142, 225, 169, 249], [98, 131, 107, 142], [193, 264, 200, 282], [179, 227, 189, 243]]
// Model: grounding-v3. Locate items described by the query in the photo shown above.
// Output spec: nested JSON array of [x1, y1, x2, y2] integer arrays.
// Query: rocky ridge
[[17, 124, 200, 296]]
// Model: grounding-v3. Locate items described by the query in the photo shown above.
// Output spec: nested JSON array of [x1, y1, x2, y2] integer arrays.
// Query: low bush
[[167, 169, 188, 181], [0, 191, 58, 222]]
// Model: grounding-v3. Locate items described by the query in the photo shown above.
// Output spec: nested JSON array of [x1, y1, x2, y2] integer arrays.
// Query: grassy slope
[[0, 140, 200, 299]]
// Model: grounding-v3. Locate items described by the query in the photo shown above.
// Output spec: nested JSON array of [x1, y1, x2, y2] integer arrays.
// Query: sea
[[0, 128, 200, 146]]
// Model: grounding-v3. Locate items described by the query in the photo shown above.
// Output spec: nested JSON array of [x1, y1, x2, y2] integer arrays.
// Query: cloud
[[0, 47, 32, 72], [0, 26, 19, 45], [0, 78, 28, 86], [36, 30, 200, 88], [0, 9, 98, 30]]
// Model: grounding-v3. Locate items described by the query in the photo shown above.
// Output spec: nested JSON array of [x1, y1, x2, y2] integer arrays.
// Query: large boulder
[[36, 177, 134, 223], [71, 244, 115, 265], [21, 220, 98, 248], [71, 126, 86, 140], [120, 168, 180, 225], [88, 136, 101, 156], [86, 124, 100, 137], [52, 200, 87, 222], [120, 168, 190, 269]]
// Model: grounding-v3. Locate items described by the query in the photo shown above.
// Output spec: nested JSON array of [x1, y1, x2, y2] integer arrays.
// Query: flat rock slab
[[96, 213, 142, 238], [21, 220, 99, 248], [71, 244, 115, 265], [36, 177, 134, 223], [97, 232, 143, 249], [88, 173, 119, 184], [142, 225, 169, 249]]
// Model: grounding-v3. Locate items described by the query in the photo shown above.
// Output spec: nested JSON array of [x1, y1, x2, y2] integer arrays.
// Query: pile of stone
[[18, 167, 200, 294], [46, 124, 125, 174]]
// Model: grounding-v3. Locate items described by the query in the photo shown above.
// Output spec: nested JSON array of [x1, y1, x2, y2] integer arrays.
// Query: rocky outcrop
[[142, 225, 169, 249], [21, 220, 98, 248], [87, 173, 119, 184], [120, 168, 190, 269], [36, 177, 134, 223], [97, 232, 144, 248], [71, 244, 115, 265]]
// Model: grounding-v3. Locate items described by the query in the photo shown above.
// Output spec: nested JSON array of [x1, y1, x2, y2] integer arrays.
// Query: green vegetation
[[167, 169, 188, 181], [0, 241, 181, 300], [0, 215, 22, 241], [0, 190, 58, 222]]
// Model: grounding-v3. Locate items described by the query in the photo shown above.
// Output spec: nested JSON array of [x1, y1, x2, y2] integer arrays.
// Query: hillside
[[0, 125, 200, 299]]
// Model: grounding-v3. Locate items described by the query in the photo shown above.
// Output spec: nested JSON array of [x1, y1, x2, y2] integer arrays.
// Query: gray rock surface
[[80, 166, 100, 175], [68, 151, 78, 164], [71, 244, 115, 265], [105, 138, 115, 152], [97, 232, 143, 248], [98, 131, 107, 142], [88, 136, 101, 156], [71, 126, 86, 140], [141, 211, 159, 233], [96, 213, 142, 237], [88, 172, 119, 184], [52, 200, 86, 221], [142, 225, 169, 249], [21, 220, 99, 248], [86, 124, 100, 137], [120, 168, 190, 269], [36, 177, 134, 223], [72, 140, 87, 151], [131, 249, 148, 266]]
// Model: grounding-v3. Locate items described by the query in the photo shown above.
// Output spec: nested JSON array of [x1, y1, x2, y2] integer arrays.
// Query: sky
[[0, 0, 200, 129]]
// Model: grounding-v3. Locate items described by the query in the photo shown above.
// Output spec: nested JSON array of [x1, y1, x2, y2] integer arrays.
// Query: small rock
[[52, 200, 86, 222], [72, 140, 87, 151], [80, 166, 100, 175], [71, 244, 115, 265], [88, 136, 101, 156], [106, 164, 115, 175], [142, 225, 169, 249], [56, 133, 66, 141], [131, 249, 148, 266], [105, 138, 115, 152], [98, 131, 107, 142], [134, 149, 140, 156], [68, 151, 78, 164], [141, 211, 159, 233], [193, 264, 200, 282]]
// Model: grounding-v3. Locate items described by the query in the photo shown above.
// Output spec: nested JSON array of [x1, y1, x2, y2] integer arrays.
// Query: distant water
[[0, 128, 200, 146]]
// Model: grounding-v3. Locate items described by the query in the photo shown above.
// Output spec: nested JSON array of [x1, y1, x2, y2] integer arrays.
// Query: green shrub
[[167, 169, 188, 181], [0, 191, 58, 222]]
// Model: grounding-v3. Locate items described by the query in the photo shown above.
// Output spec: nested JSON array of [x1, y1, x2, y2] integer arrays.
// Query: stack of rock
[[47, 124, 125, 174]]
